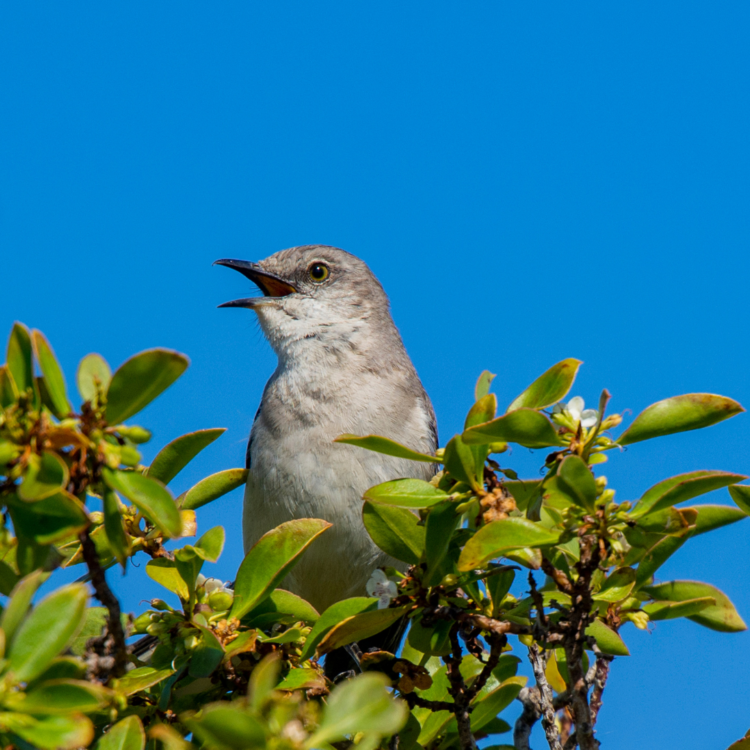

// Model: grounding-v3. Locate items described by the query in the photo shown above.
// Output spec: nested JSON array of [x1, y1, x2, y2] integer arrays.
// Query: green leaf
[[7, 679, 112, 715], [317, 605, 411, 655], [146, 559, 190, 600], [69, 607, 110, 656], [18, 451, 69, 501], [276, 667, 326, 692], [105, 348, 189, 425], [585, 619, 630, 656], [643, 580, 747, 632], [334, 434, 441, 463], [31, 331, 71, 418], [635, 534, 688, 589], [189, 626, 225, 678], [193, 526, 225, 562], [424, 501, 460, 585], [465, 394, 497, 428], [504, 480, 542, 510], [186, 704, 266, 750], [444, 435, 480, 490], [94, 716, 146, 750], [307, 672, 408, 746], [593, 568, 636, 603], [474, 371, 496, 401], [643, 597, 716, 621], [617, 393, 744, 446], [8, 583, 88, 683], [179, 467, 248, 511], [469, 676, 525, 733], [462, 409, 564, 449], [0, 365, 18, 408], [557, 455, 597, 511], [1, 571, 45, 646], [76, 354, 111, 406], [690, 504, 748, 536], [147, 428, 226, 485], [729, 485, 750, 514], [458, 517, 560, 571], [364, 478, 450, 509], [363, 501, 426, 565], [632, 470, 747, 517], [231, 518, 331, 621], [407, 617, 452, 656], [8, 491, 89, 545], [113, 667, 175, 696], [7, 322, 34, 394], [299, 597, 377, 661], [245, 588, 320, 629], [103, 489, 130, 567], [0, 560, 20, 597], [103, 468, 181, 537], [507, 358, 582, 412], [1, 713, 94, 750]]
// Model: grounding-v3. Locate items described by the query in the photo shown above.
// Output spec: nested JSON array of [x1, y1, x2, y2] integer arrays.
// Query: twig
[[528, 644, 563, 750], [402, 692, 455, 713], [79, 529, 128, 679], [589, 656, 611, 726], [446, 625, 477, 750], [514, 687, 541, 750], [466, 633, 504, 700]]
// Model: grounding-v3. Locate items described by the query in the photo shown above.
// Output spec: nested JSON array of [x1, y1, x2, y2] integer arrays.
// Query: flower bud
[[132, 612, 154, 633], [116, 425, 152, 444], [622, 611, 649, 630], [150, 599, 171, 611], [208, 591, 234, 611], [119, 445, 142, 467], [601, 414, 623, 430], [594, 476, 608, 493], [518, 634, 533, 647], [489, 442, 508, 454]]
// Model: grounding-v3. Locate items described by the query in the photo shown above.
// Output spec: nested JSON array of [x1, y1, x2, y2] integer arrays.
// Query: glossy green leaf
[[8, 679, 112, 715], [189, 627, 225, 678], [245, 588, 320, 629], [504, 480, 542, 510], [643, 580, 747, 632], [103, 489, 129, 567], [8, 583, 88, 683], [179, 468, 248, 511], [248, 652, 281, 712], [690, 504, 748, 536], [407, 617, 451, 656], [0, 365, 18, 407], [276, 667, 326, 692], [643, 597, 716, 621], [585, 619, 630, 656], [192, 525, 225, 562], [105, 348, 189, 425], [69, 607, 109, 656], [8, 490, 88, 545], [231, 518, 331, 620], [633, 470, 747, 517], [729, 485, 750, 514], [31, 331, 71, 418], [317, 605, 410, 654], [147, 428, 226, 485], [1, 571, 45, 645], [507, 358, 582, 412], [557, 455, 597, 511], [593, 568, 636, 602], [469, 676, 525, 733], [618, 393, 744, 446], [466, 393, 497, 429], [444, 435, 480, 489], [475, 370, 496, 401], [334, 434, 441, 463], [18, 451, 69, 501], [7, 322, 34, 394], [186, 704, 265, 749], [424, 501, 460, 585], [113, 667, 175, 696], [363, 501, 426, 565], [300, 597, 376, 661], [458, 517, 560, 571], [635, 534, 688, 588], [462, 408, 564, 449], [364, 478, 450, 508], [94, 716, 146, 750], [146, 559, 190, 600], [103, 468, 181, 537], [76, 354, 111, 405], [307, 672, 408, 746], [1, 713, 94, 750]]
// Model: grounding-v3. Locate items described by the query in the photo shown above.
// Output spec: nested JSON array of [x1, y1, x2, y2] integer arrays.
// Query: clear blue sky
[[2, 4, 749, 748]]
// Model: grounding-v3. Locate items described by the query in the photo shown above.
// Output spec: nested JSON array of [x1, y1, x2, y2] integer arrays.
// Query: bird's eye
[[308, 262, 330, 283]]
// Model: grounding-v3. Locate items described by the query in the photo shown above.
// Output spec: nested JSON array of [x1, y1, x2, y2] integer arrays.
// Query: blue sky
[[2, 3, 750, 748]]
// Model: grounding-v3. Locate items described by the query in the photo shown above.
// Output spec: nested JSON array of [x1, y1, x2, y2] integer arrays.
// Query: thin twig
[[446, 625, 477, 750], [514, 687, 541, 750], [528, 644, 563, 750]]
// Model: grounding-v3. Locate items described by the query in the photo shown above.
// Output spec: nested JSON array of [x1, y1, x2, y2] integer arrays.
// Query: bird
[[215, 246, 438, 621]]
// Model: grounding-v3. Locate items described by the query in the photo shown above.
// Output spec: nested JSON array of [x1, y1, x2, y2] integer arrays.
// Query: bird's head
[[215, 245, 395, 359]]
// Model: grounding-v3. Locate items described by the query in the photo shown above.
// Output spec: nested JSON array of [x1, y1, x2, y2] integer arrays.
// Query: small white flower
[[366, 569, 398, 609], [555, 396, 598, 429], [203, 578, 231, 595]]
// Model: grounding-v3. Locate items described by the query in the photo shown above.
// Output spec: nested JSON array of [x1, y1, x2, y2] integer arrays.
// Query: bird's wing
[[245, 404, 262, 469]]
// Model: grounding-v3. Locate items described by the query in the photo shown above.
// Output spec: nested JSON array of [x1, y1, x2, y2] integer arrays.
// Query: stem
[[446, 625, 477, 750], [514, 687, 541, 750], [528, 644, 563, 750], [79, 529, 128, 679], [589, 656, 611, 726]]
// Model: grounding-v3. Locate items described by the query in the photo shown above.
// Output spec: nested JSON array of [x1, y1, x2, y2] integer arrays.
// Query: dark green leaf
[[103, 468, 181, 537], [469, 676, 525, 732], [189, 626, 225, 678], [0, 364, 18, 407], [407, 617, 451, 656], [103, 489, 129, 567], [729, 485, 750, 514], [69, 607, 109, 656], [300, 597, 377, 661], [444, 435, 480, 490], [147, 428, 226, 485], [474, 371, 496, 401], [8, 491, 88, 545], [643, 597, 716, 621], [94, 716, 145, 750], [585, 619, 630, 656], [231, 518, 331, 620], [363, 501, 425, 565], [334, 434, 441, 463], [31, 331, 71, 418], [186, 704, 266, 750], [105, 348, 189, 425], [18, 451, 69, 501], [618, 393, 744, 446], [643, 580, 746, 632], [3, 713, 94, 750], [318, 605, 410, 655], [425, 501, 460, 585], [503, 480, 542, 510], [462, 409, 564, 449], [364, 478, 450, 508], [557, 455, 597, 511], [179, 468, 248, 511], [8, 583, 88, 683], [0, 560, 20, 597], [245, 588, 320, 629], [7, 322, 34, 394], [76, 354, 111, 406], [507, 358, 582, 412], [458, 518, 559, 571]]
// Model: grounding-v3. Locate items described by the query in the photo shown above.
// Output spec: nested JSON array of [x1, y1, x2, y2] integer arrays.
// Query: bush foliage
[[0, 323, 747, 750]]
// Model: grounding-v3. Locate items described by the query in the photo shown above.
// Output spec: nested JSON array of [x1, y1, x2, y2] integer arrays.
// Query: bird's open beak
[[214, 258, 298, 308]]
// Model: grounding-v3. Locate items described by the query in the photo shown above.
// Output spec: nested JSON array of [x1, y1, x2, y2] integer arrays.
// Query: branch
[[446, 625, 478, 750], [528, 644, 563, 750], [514, 687, 541, 750]]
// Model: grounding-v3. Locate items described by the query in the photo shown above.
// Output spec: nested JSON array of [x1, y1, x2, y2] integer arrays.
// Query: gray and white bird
[[216, 246, 437, 614]]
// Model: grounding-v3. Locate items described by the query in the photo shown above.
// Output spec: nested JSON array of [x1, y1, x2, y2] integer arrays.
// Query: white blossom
[[366, 569, 398, 609], [554, 396, 598, 429]]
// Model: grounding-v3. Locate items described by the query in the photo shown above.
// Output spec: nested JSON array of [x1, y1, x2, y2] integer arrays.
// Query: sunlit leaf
[[146, 559, 190, 600], [462, 408, 564, 449], [179, 468, 248, 511], [147, 428, 226, 485], [593, 567, 636, 602], [192, 526, 225, 562], [0, 365, 18, 407], [507, 359, 582, 412], [317, 605, 410, 655], [103, 489, 130, 567], [424, 501, 460, 585], [231, 518, 331, 621], [617, 393, 744, 446], [363, 501, 425, 565], [1, 713, 94, 750], [444, 435, 480, 490], [6, 679, 112, 715], [729, 485, 750, 515], [32, 330, 71, 418], [7, 322, 34, 394], [94, 715, 146, 750], [245, 588, 320, 630], [300, 597, 377, 661], [113, 667, 175, 696], [1, 571, 45, 646], [76, 354, 111, 406], [18, 451, 69, 501], [105, 348, 189, 425], [504, 480, 542, 510], [585, 619, 630, 656], [334, 434, 441, 463], [635, 534, 688, 589], [276, 667, 326, 692], [643, 597, 716, 621], [475, 370, 496, 401], [8, 490, 88, 545], [364, 478, 450, 508], [557, 455, 597, 511], [186, 704, 266, 749]]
